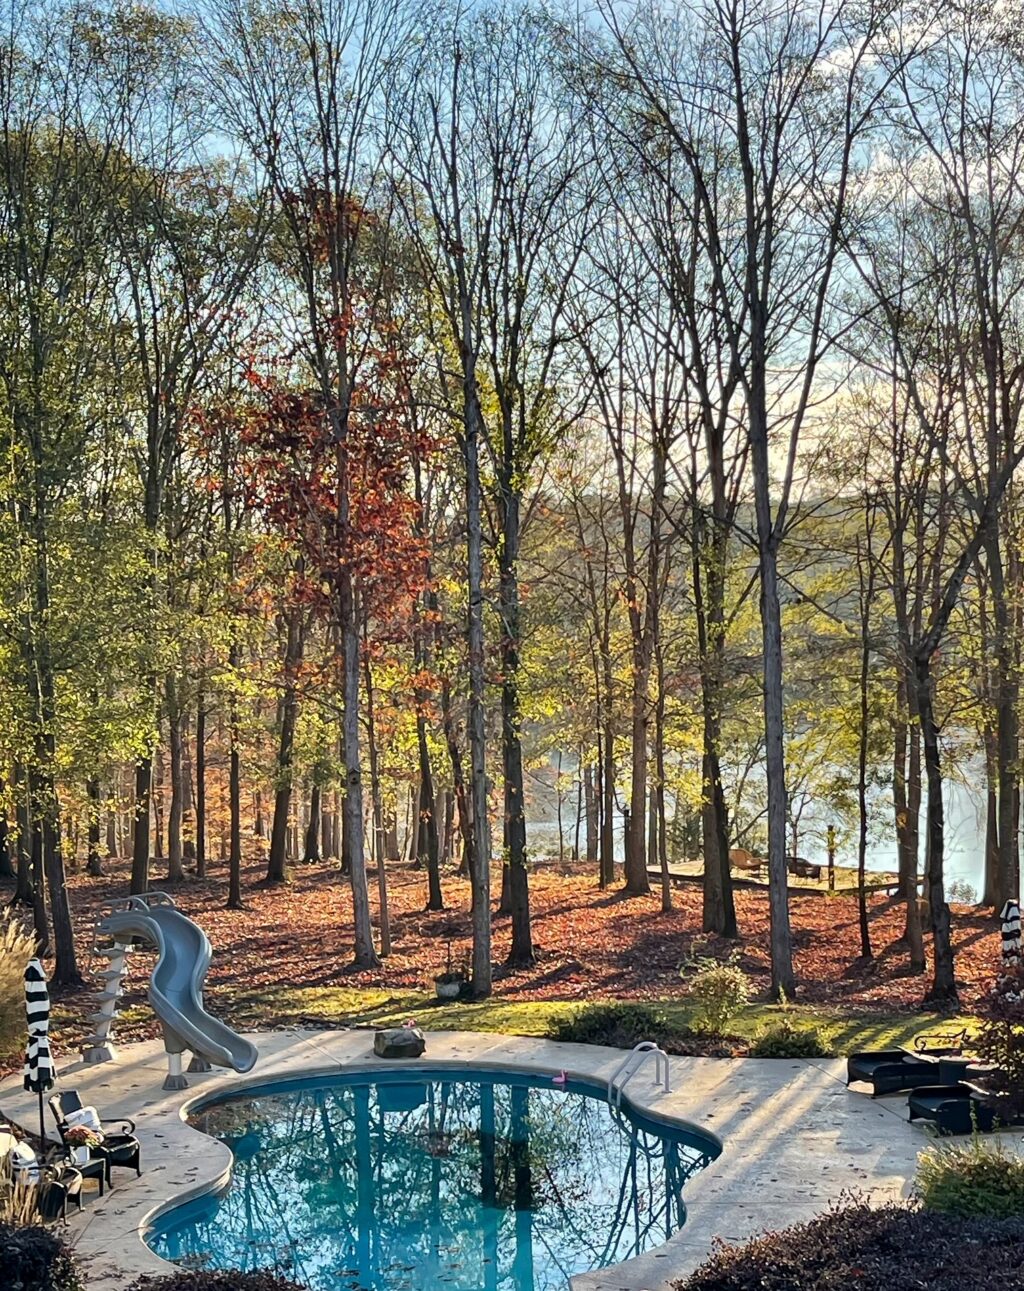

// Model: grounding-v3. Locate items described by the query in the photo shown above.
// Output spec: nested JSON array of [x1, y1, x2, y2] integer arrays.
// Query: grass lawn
[[222, 981, 979, 1056]]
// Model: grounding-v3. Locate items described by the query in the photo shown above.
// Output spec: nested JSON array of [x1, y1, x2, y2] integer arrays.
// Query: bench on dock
[[787, 857, 822, 880]]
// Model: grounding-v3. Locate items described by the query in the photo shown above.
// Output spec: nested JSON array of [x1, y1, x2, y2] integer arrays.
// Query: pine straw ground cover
[[0, 856, 999, 1071]]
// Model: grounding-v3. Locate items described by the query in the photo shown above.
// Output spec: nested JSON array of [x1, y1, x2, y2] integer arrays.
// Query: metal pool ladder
[[607, 1040, 671, 1108]]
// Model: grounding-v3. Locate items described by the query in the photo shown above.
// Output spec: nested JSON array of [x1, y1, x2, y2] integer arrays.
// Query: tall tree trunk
[[983, 730, 1000, 907], [417, 724, 442, 910], [86, 778, 103, 877], [130, 753, 153, 894], [153, 744, 165, 861], [407, 783, 421, 865], [320, 798, 332, 859], [600, 723, 616, 888], [499, 487, 532, 965], [987, 542, 1020, 908], [363, 652, 391, 956], [27, 784, 49, 956], [182, 710, 196, 863], [623, 671, 651, 893], [27, 500, 79, 982], [304, 784, 322, 863], [465, 382, 492, 997], [654, 646, 672, 914], [12, 762, 33, 906], [755, 541, 795, 993], [915, 652, 957, 1003], [131, 472, 164, 895], [584, 763, 598, 862], [856, 540, 873, 961], [340, 576, 377, 968], [750, 383, 795, 995], [166, 675, 184, 881], [893, 677, 925, 970], [696, 519, 738, 938], [267, 608, 304, 885], [195, 698, 207, 879], [0, 791, 12, 881], [226, 642, 243, 910], [254, 788, 265, 839]]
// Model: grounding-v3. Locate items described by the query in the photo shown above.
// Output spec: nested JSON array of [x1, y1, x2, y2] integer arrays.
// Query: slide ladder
[[90, 891, 258, 1090]]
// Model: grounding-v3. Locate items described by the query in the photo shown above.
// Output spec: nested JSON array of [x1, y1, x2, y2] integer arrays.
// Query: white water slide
[[97, 892, 258, 1090]]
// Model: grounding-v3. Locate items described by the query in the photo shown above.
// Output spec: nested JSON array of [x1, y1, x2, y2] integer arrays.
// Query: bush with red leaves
[[130, 1274, 305, 1291], [974, 957, 1024, 1120], [676, 1203, 1024, 1291]]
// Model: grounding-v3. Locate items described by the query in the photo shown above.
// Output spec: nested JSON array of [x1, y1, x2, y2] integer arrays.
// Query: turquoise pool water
[[148, 1068, 719, 1291]]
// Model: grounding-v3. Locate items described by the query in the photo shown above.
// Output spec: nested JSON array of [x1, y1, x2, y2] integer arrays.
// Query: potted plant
[[434, 941, 467, 1000], [64, 1124, 103, 1166]]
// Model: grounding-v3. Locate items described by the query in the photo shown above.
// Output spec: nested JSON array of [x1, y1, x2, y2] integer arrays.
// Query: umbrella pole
[[38, 1087, 45, 1150]]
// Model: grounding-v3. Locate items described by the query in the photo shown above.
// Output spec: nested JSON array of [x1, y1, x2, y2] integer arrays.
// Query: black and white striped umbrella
[[24, 957, 54, 1142], [1000, 899, 1022, 968]]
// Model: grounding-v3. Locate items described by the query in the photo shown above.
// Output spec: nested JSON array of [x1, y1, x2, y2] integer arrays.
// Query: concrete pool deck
[[0, 1028, 937, 1291]]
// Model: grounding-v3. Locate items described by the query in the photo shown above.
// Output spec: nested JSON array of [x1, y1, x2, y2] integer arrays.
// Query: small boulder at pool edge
[[374, 1026, 426, 1058]]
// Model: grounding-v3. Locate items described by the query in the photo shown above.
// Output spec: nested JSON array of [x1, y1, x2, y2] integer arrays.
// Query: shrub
[[0, 915, 37, 1057], [685, 960, 749, 1036], [947, 878, 977, 904], [677, 1202, 1024, 1291], [748, 1018, 833, 1058], [974, 957, 1024, 1120], [916, 1134, 1024, 1219], [0, 1221, 83, 1291], [130, 1273, 306, 1291], [549, 1002, 676, 1050]]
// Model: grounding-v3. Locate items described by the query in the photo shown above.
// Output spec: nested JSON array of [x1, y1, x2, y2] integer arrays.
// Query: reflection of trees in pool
[[155, 1080, 715, 1291]]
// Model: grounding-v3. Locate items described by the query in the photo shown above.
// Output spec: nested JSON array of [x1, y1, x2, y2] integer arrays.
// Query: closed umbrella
[[24, 956, 55, 1145], [1000, 899, 1021, 969]]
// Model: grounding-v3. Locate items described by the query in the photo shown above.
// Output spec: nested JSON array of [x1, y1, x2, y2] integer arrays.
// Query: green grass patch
[[225, 981, 978, 1056]]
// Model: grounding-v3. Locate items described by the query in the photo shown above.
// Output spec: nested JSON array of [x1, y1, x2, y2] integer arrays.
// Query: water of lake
[[525, 771, 991, 898]]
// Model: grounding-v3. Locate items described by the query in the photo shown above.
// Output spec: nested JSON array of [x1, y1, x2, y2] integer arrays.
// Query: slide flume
[[100, 899, 257, 1076]]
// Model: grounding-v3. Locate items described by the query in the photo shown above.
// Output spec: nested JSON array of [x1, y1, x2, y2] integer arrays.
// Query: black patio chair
[[907, 1082, 997, 1136], [48, 1091, 141, 1186], [846, 1029, 971, 1096], [36, 1162, 84, 1222]]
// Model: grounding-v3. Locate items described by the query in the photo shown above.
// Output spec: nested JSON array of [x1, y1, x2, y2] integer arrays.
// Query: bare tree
[[589, 0, 912, 995], [847, 10, 1024, 999]]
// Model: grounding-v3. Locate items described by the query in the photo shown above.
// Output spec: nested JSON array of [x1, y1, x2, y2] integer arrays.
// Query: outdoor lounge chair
[[846, 1030, 970, 1096], [36, 1162, 85, 1222], [907, 1082, 997, 1136], [48, 1091, 141, 1185], [1, 1123, 90, 1219]]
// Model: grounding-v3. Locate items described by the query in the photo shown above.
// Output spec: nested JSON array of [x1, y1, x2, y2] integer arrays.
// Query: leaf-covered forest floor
[[1, 857, 998, 1072]]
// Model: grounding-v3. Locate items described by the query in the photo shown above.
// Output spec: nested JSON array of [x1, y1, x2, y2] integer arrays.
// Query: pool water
[[149, 1068, 719, 1291]]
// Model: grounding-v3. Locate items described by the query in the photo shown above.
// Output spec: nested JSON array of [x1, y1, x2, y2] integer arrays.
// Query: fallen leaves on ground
[[0, 855, 1000, 1073]]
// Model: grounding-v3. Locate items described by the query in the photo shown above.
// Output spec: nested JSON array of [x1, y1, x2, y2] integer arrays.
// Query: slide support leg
[[163, 1051, 188, 1092]]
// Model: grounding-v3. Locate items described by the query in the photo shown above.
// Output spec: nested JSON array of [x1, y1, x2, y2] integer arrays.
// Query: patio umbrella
[[1000, 899, 1022, 969], [23, 956, 55, 1145]]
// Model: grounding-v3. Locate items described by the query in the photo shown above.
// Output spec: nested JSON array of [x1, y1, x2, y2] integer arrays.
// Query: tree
[[593, 0, 914, 996], [0, 0, 128, 982], [209, 0, 416, 967]]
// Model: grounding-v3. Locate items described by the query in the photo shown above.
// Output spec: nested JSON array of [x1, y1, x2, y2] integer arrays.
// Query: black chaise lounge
[[49, 1091, 142, 1186], [846, 1030, 970, 1097], [907, 1082, 998, 1135]]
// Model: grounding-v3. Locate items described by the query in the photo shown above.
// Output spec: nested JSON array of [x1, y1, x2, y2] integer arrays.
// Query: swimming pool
[[148, 1067, 720, 1291]]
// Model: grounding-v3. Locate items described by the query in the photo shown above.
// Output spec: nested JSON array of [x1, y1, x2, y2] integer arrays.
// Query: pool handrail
[[607, 1040, 671, 1108]]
